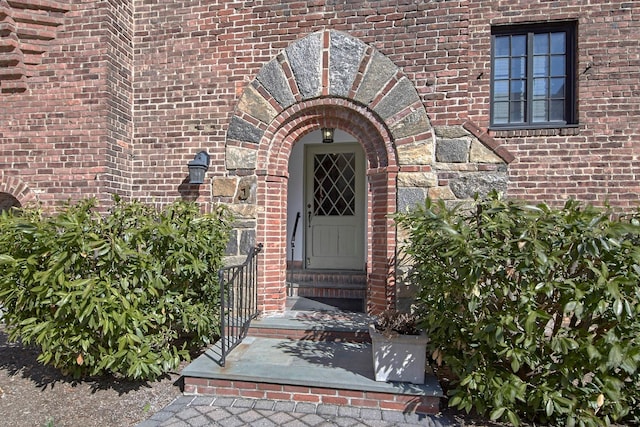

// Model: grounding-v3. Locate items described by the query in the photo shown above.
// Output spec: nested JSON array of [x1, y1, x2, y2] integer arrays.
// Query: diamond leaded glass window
[[313, 152, 356, 216]]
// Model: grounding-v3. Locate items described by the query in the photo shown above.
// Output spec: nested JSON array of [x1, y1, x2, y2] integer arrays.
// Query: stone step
[[286, 270, 367, 305], [182, 336, 444, 415], [287, 281, 366, 297], [182, 302, 444, 416], [248, 308, 371, 343]]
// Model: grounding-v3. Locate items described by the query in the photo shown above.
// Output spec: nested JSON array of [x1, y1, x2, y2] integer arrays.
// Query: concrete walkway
[[136, 395, 457, 426]]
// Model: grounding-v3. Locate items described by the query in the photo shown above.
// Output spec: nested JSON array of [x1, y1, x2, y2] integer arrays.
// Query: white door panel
[[305, 143, 365, 270]]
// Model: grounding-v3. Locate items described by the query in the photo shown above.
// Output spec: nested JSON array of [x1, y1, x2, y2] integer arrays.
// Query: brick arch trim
[[257, 98, 396, 176], [0, 174, 38, 207], [252, 98, 399, 313]]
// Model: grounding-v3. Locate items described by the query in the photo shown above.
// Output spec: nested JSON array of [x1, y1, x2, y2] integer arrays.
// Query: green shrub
[[396, 192, 640, 426], [0, 197, 231, 380]]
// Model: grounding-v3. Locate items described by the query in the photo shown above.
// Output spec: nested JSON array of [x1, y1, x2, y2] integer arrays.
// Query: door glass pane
[[313, 152, 355, 216]]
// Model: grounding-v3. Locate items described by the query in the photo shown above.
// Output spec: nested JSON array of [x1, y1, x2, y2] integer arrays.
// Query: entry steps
[[181, 299, 444, 415], [286, 269, 367, 311]]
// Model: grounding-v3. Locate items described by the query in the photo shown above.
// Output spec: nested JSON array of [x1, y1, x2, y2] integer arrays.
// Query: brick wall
[[467, 0, 640, 207], [4, 1, 635, 208], [103, 0, 134, 198], [0, 0, 134, 208], [130, 0, 468, 207], [2, 0, 639, 312]]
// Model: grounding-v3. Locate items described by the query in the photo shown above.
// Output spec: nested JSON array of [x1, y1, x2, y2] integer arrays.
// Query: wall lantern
[[188, 151, 210, 184], [321, 127, 334, 144]]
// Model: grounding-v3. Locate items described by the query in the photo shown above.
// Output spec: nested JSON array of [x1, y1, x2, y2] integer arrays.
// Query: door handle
[[307, 204, 312, 228]]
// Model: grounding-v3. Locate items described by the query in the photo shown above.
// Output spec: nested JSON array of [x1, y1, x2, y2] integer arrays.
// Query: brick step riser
[[287, 286, 366, 299], [183, 378, 440, 415], [286, 272, 367, 285]]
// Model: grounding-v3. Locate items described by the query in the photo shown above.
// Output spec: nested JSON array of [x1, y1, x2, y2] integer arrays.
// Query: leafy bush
[[396, 193, 640, 426], [0, 197, 231, 380]]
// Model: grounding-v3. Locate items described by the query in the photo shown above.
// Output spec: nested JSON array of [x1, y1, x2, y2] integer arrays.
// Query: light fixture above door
[[321, 127, 334, 144]]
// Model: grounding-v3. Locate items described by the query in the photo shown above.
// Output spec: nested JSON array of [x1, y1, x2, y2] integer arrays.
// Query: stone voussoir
[[329, 31, 366, 97]]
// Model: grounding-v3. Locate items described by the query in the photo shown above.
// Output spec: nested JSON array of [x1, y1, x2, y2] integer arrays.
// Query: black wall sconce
[[321, 127, 334, 144], [188, 151, 210, 184]]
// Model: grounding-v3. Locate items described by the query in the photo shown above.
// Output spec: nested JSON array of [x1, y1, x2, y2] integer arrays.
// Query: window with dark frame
[[490, 22, 577, 129]]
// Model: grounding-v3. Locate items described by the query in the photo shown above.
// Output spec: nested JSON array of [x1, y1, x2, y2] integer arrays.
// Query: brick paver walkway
[[137, 395, 456, 427]]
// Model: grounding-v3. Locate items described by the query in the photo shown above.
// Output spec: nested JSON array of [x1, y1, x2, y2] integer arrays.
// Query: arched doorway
[[287, 129, 366, 311], [0, 192, 21, 212], [221, 30, 434, 315], [0, 175, 36, 213], [256, 99, 398, 315]]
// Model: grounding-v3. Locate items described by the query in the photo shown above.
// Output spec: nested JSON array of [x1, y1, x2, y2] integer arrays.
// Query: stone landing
[[181, 301, 444, 415]]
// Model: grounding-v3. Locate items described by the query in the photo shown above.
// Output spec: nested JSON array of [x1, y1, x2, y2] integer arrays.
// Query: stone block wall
[[397, 124, 508, 213]]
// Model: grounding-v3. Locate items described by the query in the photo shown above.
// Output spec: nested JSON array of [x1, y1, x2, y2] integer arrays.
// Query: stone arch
[[223, 30, 435, 314], [226, 30, 434, 172], [0, 174, 37, 211]]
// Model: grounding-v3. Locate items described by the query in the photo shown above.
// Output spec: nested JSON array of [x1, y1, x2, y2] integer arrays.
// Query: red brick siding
[[2, 0, 638, 207], [2, 0, 639, 314], [131, 0, 467, 206], [103, 0, 134, 198], [467, 0, 640, 207], [183, 377, 440, 415], [0, 0, 133, 208]]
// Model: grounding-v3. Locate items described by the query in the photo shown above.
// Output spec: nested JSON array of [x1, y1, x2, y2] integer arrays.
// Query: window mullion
[[526, 31, 534, 125]]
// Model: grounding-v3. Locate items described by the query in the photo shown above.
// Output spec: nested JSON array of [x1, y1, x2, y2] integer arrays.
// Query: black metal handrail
[[290, 211, 300, 261], [218, 243, 263, 367]]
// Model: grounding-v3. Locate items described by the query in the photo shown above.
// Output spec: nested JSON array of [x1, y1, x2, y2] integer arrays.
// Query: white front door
[[305, 143, 365, 270]]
